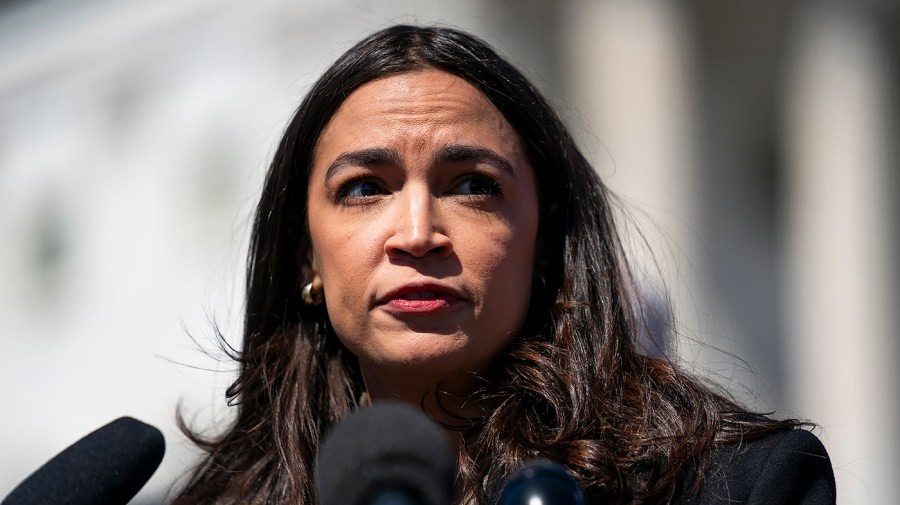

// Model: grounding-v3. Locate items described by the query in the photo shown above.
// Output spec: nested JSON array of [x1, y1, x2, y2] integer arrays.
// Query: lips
[[378, 283, 463, 314]]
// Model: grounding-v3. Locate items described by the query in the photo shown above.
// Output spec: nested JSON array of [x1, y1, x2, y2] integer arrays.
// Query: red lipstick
[[379, 283, 462, 314]]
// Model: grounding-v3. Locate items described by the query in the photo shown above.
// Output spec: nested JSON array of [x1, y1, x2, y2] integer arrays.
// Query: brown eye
[[453, 175, 502, 197], [335, 178, 386, 202]]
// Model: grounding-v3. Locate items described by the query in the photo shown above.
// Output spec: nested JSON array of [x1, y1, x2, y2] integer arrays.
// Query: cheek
[[467, 221, 537, 316], [311, 222, 383, 331], [312, 212, 377, 282], [498, 207, 540, 316]]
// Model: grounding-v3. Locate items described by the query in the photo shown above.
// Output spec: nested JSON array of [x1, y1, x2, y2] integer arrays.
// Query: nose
[[384, 188, 452, 260]]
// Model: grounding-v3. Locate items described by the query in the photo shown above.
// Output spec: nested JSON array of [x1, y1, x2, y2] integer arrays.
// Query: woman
[[174, 25, 835, 504]]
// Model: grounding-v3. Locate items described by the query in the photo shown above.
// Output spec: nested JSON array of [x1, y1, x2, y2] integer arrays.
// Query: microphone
[[2, 417, 165, 505], [316, 402, 456, 505], [499, 459, 586, 505]]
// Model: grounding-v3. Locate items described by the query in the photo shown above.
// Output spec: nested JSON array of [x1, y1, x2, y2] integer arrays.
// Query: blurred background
[[0, 0, 896, 503]]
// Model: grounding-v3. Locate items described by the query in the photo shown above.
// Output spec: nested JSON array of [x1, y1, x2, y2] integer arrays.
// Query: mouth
[[379, 283, 464, 314]]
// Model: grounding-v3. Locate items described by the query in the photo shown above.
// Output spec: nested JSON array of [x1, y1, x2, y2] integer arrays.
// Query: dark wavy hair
[[173, 25, 800, 505]]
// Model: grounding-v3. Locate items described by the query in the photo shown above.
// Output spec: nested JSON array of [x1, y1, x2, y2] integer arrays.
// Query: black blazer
[[677, 429, 836, 504]]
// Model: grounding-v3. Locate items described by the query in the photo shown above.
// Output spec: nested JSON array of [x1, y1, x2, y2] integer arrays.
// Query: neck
[[361, 366, 497, 428]]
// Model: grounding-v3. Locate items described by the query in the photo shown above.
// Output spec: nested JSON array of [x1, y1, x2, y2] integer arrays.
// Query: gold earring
[[301, 282, 324, 305]]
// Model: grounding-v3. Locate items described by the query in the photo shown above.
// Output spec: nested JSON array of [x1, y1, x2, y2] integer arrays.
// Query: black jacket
[[677, 429, 836, 504]]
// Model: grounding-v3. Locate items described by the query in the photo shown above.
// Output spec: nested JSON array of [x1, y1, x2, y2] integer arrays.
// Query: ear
[[300, 244, 323, 290]]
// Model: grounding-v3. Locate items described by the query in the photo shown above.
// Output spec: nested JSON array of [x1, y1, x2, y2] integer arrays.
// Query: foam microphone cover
[[2, 417, 165, 505], [499, 459, 586, 505], [316, 402, 456, 505]]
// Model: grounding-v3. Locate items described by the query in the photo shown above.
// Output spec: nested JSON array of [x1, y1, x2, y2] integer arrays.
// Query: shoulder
[[678, 429, 836, 505]]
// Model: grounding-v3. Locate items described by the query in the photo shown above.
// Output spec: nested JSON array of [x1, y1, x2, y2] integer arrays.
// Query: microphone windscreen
[[316, 402, 455, 505], [499, 459, 585, 505], [2, 417, 165, 505]]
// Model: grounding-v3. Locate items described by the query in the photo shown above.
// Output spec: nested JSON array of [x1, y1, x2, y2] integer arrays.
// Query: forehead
[[313, 70, 521, 159], [341, 69, 496, 120]]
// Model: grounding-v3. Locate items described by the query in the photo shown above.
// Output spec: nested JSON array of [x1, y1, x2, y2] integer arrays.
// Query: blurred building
[[0, 1, 896, 503]]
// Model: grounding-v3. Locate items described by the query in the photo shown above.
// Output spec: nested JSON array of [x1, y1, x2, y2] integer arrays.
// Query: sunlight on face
[[307, 70, 539, 394]]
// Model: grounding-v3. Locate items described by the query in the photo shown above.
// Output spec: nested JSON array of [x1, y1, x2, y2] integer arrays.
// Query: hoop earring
[[301, 283, 324, 305]]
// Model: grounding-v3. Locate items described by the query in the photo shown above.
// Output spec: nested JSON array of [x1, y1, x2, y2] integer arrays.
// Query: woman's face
[[307, 69, 539, 390]]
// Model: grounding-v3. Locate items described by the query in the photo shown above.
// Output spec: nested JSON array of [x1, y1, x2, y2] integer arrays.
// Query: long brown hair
[[173, 25, 802, 504]]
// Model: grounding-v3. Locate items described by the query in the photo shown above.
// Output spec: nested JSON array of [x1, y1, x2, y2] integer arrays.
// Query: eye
[[334, 177, 386, 203], [453, 174, 502, 197]]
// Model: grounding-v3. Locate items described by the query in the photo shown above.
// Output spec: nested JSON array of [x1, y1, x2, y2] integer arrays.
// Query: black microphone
[[2, 417, 165, 505], [316, 402, 456, 505], [499, 459, 586, 505]]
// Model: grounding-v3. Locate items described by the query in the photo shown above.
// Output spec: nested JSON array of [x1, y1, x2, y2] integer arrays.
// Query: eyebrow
[[322, 144, 516, 181], [324, 148, 403, 182], [433, 144, 515, 176]]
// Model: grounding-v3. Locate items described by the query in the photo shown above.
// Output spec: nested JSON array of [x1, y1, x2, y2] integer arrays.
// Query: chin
[[377, 344, 496, 380]]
